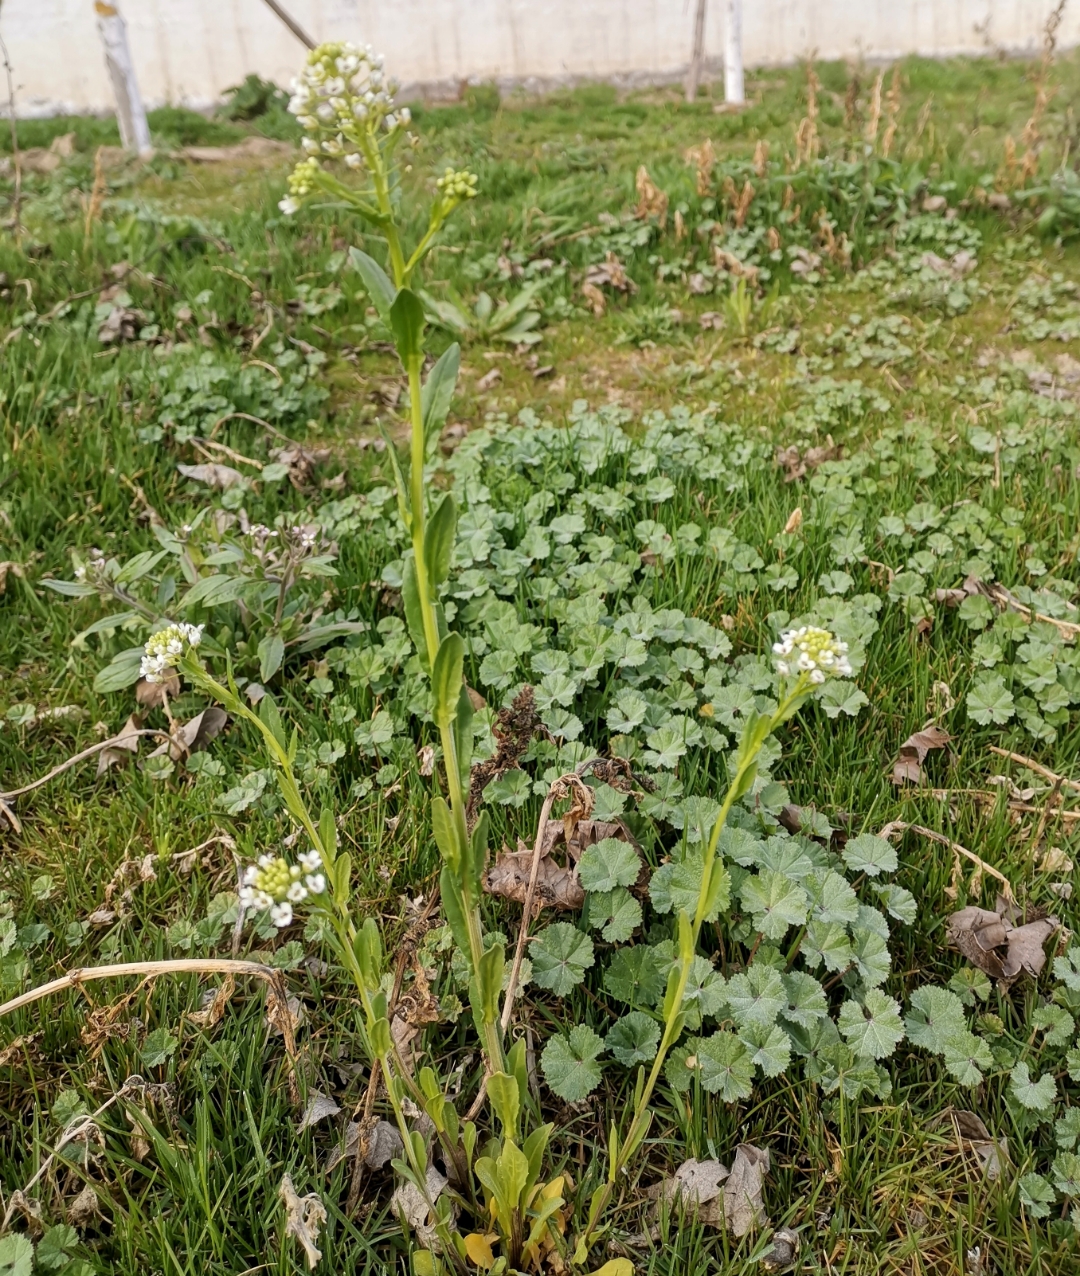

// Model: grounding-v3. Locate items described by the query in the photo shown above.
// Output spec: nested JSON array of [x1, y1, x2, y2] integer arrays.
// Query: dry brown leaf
[[782, 507, 803, 535], [947, 903, 1058, 987], [649, 1157, 729, 1205], [279, 1174, 328, 1270], [96, 713, 142, 777], [484, 846, 585, 912], [326, 1117, 404, 1173], [270, 443, 332, 490], [762, 1227, 800, 1272], [891, 724, 952, 786], [391, 1164, 449, 1247], [189, 974, 236, 1029], [584, 251, 637, 295], [476, 367, 502, 392], [0, 559, 24, 594], [298, 1091, 341, 1133], [774, 439, 840, 482], [581, 281, 606, 316], [67, 1182, 105, 1228], [936, 1108, 1010, 1181], [177, 462, 247, 490], [267, 994, 305, 1037], [417, 744, 435, 777], [135, 671, 180, 708], [149, 706, 228, 762], [723, 1143, 770, 1237], [635, 165, 669, 226]]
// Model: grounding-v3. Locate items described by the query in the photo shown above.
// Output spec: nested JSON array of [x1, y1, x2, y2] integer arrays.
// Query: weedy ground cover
[[7, 38, 1080, 1276]]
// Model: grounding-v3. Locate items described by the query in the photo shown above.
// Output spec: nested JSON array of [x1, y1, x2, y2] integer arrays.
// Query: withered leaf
[[484, 845, 585, 912], [391, 1163, 449, 1244], [723, 1143, 770, 1237], [649, 1157, 729, 1206], [279, 1174, 327, 1270], [177, 462, 247, 490], [325, 1118, 403, 1173], [67, 1182, 105, 1228], [762, 1227, 800, 1273], [189, 975, 236, 1029], [948, 903, 1058, 987], [891, 724, 952, 786], [936, 1108, 1010, 1181], [298, 1091, 341, 1133], [135, 672, 180, 708], [96, 713, 142, 777], [774, 440, 840, 483]]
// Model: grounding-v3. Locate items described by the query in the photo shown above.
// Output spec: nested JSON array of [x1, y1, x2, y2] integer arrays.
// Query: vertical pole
[[724, 0, 744, 106], [94, 0, 152, 156], [685, 0, 707, 103]]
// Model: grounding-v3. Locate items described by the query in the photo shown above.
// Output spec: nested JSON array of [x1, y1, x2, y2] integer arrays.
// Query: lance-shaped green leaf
[[424, 493, 457, 587], [349, 247, 396, 324], [390, 287, 426, 365], [93, 646, 146, 693], [837, 989, 905, 1059], [431, 633, 464, 729], [531, 923, 594, 996], [421, 343, 460, 454], [541, 1024, 603, 1102]]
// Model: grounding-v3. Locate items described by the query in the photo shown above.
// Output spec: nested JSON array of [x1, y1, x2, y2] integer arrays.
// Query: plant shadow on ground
[[8, 40, 1080, 1276]]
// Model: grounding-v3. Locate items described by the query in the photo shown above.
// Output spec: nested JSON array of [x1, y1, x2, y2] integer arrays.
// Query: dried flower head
[[773, 626, 852, 684], [140, 623, 203, 684], [239, 850, 326, 928]]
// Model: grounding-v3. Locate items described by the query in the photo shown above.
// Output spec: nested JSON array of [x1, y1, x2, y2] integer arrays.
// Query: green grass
[[6, 46, 1080, 1276]]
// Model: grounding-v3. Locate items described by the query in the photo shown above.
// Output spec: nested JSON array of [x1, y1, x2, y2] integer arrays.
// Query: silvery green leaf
[[590, 783, 628, 820], [841, 833, 898, 878], [939, 1030, 992, 1086], [682, 957, 727, 1025], [642, 725, 687, 769], [584, 887, 642, 944], [1052, 1152, 1080, 1197], [1034, 1005, 1075, 1047], [740, 1022, 792, 1077], [1018, 1172, 1056, 1219], [817, 681, 869, 718], [484, 769, 532, 807], [530, 923, 594, 996], [725, 965, 785, 1032], [780, 971, 829, 1028], [967, 674, 1015, 725], [805, 871, 860, 925], [604, 945, 666, 1007], [803, 920, 853, 973], [670, 796, 722, 843], [754, 836, 816, 880], [541, 1024, 603, 1102], [904, 986, 967, 1053], [578, 838, 641, 892], [719, 826, 765, 867], [1056, 1108, 1080, 1151], [872, 883, 917, 925], [837, 990, 904, 1059], [695, 1031, 755, 1101], [605, 688, 649, 733], [1010, 1062, 1057, 1113], [855, 904, 890, 941], [534, 671, 579, 712], [605, 1011, 661, 1067], [1054, 948, 1080, 991], [851, 927, 890, 987], [649, 851, 729, 923], [738, 870, 809, 941]]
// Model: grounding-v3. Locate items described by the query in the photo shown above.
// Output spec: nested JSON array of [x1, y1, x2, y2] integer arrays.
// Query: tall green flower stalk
[[282, 43, 505, 1074], [579, 626, 853, 1255]]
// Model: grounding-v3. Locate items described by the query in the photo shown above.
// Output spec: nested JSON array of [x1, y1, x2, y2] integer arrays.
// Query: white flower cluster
[[140, 622, 203, 683], [280, 41, 410, 214], [773, 626, 852, 684], [240, 850, 326, 928], [73, 551, 107, 584]]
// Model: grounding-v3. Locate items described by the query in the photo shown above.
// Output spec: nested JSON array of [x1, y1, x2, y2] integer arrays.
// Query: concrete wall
[[6, 0, 1079, 117]]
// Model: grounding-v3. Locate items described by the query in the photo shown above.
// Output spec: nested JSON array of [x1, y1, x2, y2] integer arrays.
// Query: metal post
[[724, 0, 744, 106], [94, 0, 152, 155]]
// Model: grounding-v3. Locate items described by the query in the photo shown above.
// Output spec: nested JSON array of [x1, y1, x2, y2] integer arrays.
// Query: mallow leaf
[[841, 833, 898, 878], [904, 986, 967, 1052], [694, 1031, 755, 1101], [738, 869, 808, 941], [604, 946, 666, 1007], [530, 923, 594, 996], [837, 990, 905, 1059], [585, 887, 642, 943], [1010, 1062, 1057, 1113], [725, 965, 785, 1032], [605, 1011, 661, 1067], [541, 1024, 603, 1101], [578, 838, 641, 893]]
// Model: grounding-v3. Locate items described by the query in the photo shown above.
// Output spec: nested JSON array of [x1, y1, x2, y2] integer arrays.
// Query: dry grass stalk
[[904, 94, 934, 162], [684, 138, 716, 195], [843, 68, 861, 134], [879, 820, 1014, 902], [84, 146, 107, 239], [865, 69, 884, 147], [635, 164, 669, 227], [794, 62, 821, 167], [1018, 0, 1066, 185], [881, 66, 902, 158], [753, 138, 769, 178]]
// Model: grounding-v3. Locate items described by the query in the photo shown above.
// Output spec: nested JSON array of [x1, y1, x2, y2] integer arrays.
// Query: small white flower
[[344, 151, 363, 168], [287, 881, 308, 903], [279, 196, 300, 216], [305, 873, 326, 895], [270, 902, 293, 928]]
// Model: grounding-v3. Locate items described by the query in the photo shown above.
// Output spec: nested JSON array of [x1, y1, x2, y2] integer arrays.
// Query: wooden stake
[[94, 0, 152, 156], [686, 0, 707, 104]]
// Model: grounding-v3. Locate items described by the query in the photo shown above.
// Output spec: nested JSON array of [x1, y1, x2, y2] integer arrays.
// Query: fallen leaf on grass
[[177, 462, 247, 490], [635, 165, 669, 226], [762, 1227, 800, 1272], [648, 1157, 729, 1206], [135, 672, 180, 708], [391, 1164, 451, 1248], [96, 713, 142, 776], [476, 367, 502, 392], [585, 251, 637, 296], [774, 439, 840, 482], [891, 724, 952, 786], [279, 1174, 328, 1271], [483, 843, 585, 911], [189, 975, 236, 1029], [325, 1118, 403, 1173], [0, 560, 24, 593], [298, 1091, 341, 1133], [935, 1109, 1010, 1181], [724, 1143, 770, 1237], [67, 1182, 105, 1227], [947, 903, 1058, 988], [149, 706, 228, 762]]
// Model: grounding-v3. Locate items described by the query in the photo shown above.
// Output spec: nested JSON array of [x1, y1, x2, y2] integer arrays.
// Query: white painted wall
[[6, 0, 1078, 117]]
